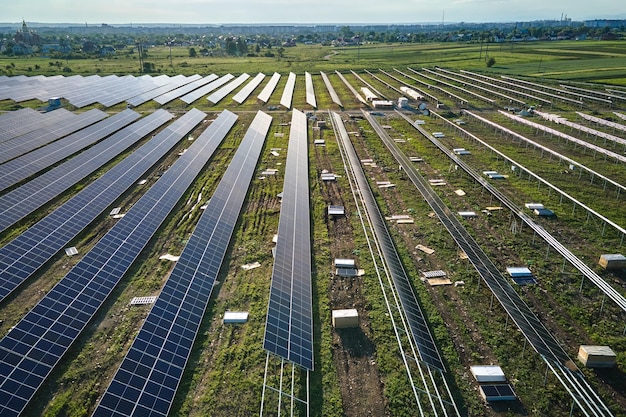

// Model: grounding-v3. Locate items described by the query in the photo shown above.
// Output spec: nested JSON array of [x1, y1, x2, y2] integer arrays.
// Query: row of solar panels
[[0, 106, 314, 416], [0, 71, 328, 109]]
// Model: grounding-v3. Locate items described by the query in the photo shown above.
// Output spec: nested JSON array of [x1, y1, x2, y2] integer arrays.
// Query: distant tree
[[189, 47, 196, 57], [255, 44, 261, 53], [486, 56, 496, 67], [277, 47, 285, 58]]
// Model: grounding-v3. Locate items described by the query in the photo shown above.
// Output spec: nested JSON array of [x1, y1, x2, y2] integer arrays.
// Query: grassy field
[[1, 38, 625, 417], [2, 40, 626, 85]]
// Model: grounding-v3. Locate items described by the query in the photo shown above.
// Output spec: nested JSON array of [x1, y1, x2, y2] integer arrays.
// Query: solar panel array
[[279, 72, 297, 109], [320, 71, 342, 107], [0, 108, 115, 192], [263, 109, 314, 370], [126, 75, 197, 107], [154, 74, 218, 105], [0, 108, 75, 144], [207, 73, 250, 104], [0, 109, 179, 303], [0, 109, 80, 164], [305, 71, 317, 108], [258, 72, 281, 103], [233, 72, 266, 104], [0, 109, 147, 232], [180, 74, 235, 104], [93, 111, 272, 417], [332, 111, 445, 372], [0, 109, 213, 417]]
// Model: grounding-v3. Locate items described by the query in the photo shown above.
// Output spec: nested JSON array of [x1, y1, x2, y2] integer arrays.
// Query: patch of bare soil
[[314, 141, 390, 417]]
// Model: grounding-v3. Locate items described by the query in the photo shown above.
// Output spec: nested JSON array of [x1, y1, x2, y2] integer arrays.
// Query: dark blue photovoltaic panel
[[0, 108, 219, 417], [0, 108, 75, 145], [93, 111, 269, 417], [154, 74, 217, 105], [263, 109, 314, 370], [0, 109, 179, 303], [0, 108, 116, 192], [0, 108, 147, 233]]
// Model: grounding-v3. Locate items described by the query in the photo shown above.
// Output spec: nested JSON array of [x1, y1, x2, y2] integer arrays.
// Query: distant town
[[1, 18, 624, 58]]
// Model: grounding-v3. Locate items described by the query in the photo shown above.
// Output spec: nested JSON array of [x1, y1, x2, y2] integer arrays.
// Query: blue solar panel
[[0, 108, 116, 192], [0, 108, 218, 417], [0, 109, 180, 304], [93, 111, 270, 417], [263, 109, 314, 370], [0, 108, 148, 233]]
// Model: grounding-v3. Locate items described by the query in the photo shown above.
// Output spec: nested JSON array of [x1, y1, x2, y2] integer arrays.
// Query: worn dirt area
[[314, 137, 390, 416]]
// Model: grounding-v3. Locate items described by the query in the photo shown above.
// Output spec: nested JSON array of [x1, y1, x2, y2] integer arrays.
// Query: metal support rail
[[421, 110, 626, 311], [422, 67, 524, 106], [499, 111, 626, 165], [330, 111, 460, 416], [393, 68, 468, 105], [408, 67, 495, 105], [378, 68, 439, 103], [463, 110, 626, 202], [459, 70, 551, 106], [351, 70, 387, 100], [335, 70, 368, 106], [366, 109, 614, 416]]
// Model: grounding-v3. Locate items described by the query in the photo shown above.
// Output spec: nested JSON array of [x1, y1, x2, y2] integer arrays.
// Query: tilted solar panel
[[263, 109, 314, 370], [0, 108, 214, 417], [0, 109, 180, 304], [93, 111, 272, 417], [0, 108, 116, 192]]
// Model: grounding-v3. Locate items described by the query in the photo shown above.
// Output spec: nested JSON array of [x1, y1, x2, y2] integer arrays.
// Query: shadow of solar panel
[[92, 111, 271, 417]]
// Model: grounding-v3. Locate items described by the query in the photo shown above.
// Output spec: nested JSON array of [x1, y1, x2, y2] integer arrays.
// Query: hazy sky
[[3, 0, 624, 25]]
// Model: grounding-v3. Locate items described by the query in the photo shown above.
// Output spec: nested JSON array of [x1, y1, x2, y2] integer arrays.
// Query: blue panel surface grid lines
[[92, 111, 271, 417], [0, 109, 242, 417], [263, 109, 314, 370]]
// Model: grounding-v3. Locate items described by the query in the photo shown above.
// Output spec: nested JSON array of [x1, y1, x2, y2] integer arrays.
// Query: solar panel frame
[[305, 72, 317, 108], [93, 111, 271, 417], [0, 108, 112, 192], [232, 72, 266, 104], [207, 73, 250, 104], [154, 74, 217, 105], [0, 109, 180, 303], [258, 72, 281, 103], [0, 109, 216, 417], [180, 74, 235, 104], [263, 109, 314, 370], [279, 72, 296, 109]]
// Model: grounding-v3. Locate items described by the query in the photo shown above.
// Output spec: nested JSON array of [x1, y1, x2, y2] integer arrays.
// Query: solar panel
[[332, 111, 445, 371], [154, 74, 217, 105], [0, 108, 75, 144], [279, 72, 296, 109], [0, 110, 184, 303], [320, 71, 342, 107], [126, 75, 195, 107], [0, 108, 114, 192], [258, 72, 281, 103], [207, 73, 250, 104], [232, 73, 266, 104], [305, 72, 317, 108], [93, 111, 270, 417], [0, 109, 233, 417], [180, 74, 235, 104], [263, 109, 314, 370], [0, 109, 149, 232]]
